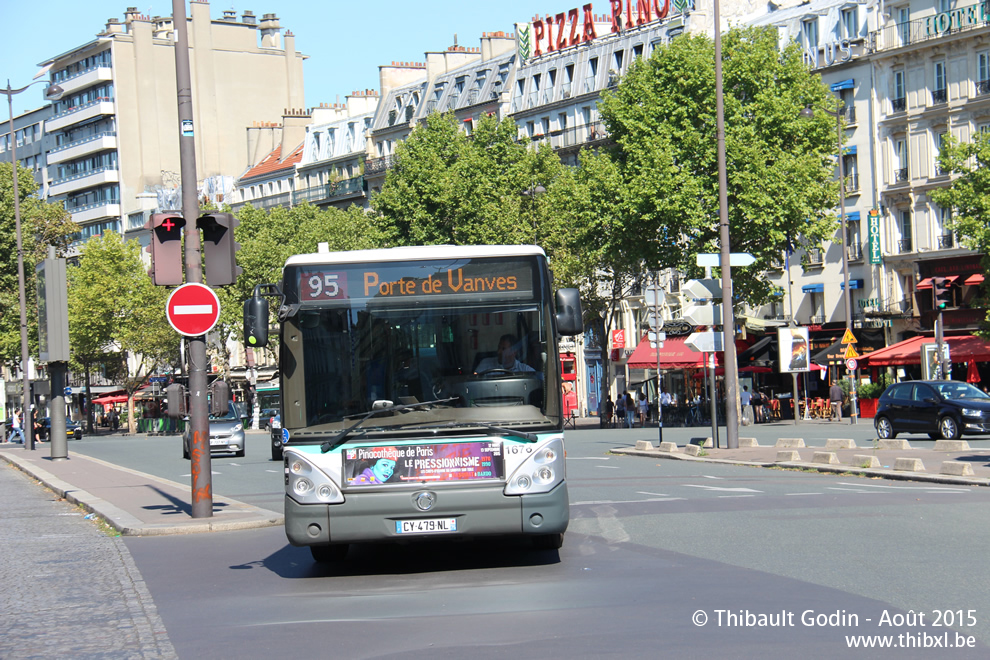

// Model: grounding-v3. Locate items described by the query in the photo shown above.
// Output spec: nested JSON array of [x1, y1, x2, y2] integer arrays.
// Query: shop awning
[[964, 274, 985, 285], [863, 334, 990, 366], [802, 283, 824, 293], [91, 394, 129, 405], [916, 275, 959, 290], [831, 78, 855, 91], [840, 279, 865, 290], [626, 335, 725, 370]]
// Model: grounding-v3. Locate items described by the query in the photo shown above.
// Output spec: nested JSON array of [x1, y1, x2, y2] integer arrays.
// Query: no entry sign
[[166, 283, 220, 336]]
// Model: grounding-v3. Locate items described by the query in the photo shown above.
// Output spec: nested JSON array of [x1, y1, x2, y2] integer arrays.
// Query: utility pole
[[172, 0, 212, 518]]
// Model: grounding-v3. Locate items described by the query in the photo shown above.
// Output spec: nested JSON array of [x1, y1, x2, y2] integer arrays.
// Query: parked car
[[182, 402, 245, 458], [269, 413, 283, 461], [35, 417, 83, 441], [874, 380, 990, 440]]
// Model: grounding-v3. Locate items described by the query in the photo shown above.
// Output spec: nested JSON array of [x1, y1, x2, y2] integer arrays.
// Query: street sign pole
[[172, 0, 212, 518], [652, 273, 663, 446]]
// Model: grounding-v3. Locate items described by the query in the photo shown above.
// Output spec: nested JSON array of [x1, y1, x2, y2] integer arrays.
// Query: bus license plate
[[395, 518, 457, 534]]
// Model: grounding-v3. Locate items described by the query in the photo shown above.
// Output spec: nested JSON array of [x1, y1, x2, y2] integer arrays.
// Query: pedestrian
[[615, 393, 625, 428], [10, 409, 25, 443], [751, 388, 764, 424], [624, 392, 636, 428], [601, 395, 614, 428], [829, 380, 843, 421], [740, 386, 753, 425], [638, 391, 650, 427]]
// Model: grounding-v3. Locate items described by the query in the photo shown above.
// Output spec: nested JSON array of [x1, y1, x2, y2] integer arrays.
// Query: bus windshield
[[280, 255, 560, 438]]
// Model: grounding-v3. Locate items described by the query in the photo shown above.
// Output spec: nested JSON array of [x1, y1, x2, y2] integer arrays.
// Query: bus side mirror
[[555, 288, 584, 336], [244, 294, 269, 348]]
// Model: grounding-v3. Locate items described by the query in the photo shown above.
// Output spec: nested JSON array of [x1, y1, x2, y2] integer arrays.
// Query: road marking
[[683, 485, 763, 493], [827, 487, 876, 493], [569, 456, 611, 460], [265, 469, 280, 473], [787, 492, 824, 496], [836, 482, 970, 493], [637, 491, 669, 497], [572, 497, 685, 505], [701, 475, 725, 480], [595, 465, 620, 469], [718, 494, 755, 498]]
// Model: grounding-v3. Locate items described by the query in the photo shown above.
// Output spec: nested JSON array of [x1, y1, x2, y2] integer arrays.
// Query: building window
[[842, 153, 859, 191], [585, 57, 599, 93], [801, 18, 819, 49], [933, 130, 948, 176], [841, 7, 858, 40], [894, 137, 909, 182], [898, 210, 913, 252], [897, 7, 910, 46], [937, 0, 952, 13], [935, 205, 953, 249], [977, 52, 990, 96], [892, 70, 906, 112], [932, 61, 947, 104], [633, 43, 644, 59]]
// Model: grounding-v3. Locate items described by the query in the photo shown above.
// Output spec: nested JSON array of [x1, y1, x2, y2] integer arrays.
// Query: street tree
[[930, 131, 990, 337], [595, 26, 840, 305], [68, 231, 178, 433], [0, 162, 76, 367]]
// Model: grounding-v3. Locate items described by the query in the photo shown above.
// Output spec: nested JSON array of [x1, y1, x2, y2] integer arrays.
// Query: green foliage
[[0, 162, 77, 365], [67, 232, 178, 394], [595, 26, 839, 305], [858, 373, 892, 400], [930, 131, 990, 338]]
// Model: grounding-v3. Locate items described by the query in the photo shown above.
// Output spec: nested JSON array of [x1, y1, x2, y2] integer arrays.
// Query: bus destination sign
[[297, 260, 534, 302]]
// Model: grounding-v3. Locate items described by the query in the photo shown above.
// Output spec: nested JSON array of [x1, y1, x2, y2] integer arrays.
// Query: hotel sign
[[925, 2, 990, 37], [867, 208, 882, 265]]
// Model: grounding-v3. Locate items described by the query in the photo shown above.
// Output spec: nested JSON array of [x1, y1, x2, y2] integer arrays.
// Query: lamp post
[[4, 78, 64, 450], [801, 100, 857, 425]]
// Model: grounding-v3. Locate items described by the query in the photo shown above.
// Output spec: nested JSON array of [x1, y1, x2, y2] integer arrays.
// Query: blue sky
[[2, 1, 542, 114]]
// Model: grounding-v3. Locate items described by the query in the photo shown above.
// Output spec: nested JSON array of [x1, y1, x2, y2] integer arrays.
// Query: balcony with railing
[[894, 167, 909, 183], [809, 314, 827, 325], [931, 88, 947, 105], [804, 247, 824, 266], [292, 183, 331, 205], [978, 80, 990, 96], [583, 74, 596, 93], [841, 105, 856, 123], [863, 296, 913, 318], [938, 233, 954, 249], [47, 131, 117, 165], [365, 154, 396, 177], [890, 97, 906, 113], [542, 121, 609, 150], [898, 238, 913, 253], [843, 173, 860, 193], [846, 243, 864, 262], [877, 11, 990, 52]]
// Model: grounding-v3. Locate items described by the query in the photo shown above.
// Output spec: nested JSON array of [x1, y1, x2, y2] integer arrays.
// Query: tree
[[67, 232, 178, 433], [930, 131, 990, 337], [0, 162, 76, 366], [594, 26, 839, 305], [372, 112, 568, 251]]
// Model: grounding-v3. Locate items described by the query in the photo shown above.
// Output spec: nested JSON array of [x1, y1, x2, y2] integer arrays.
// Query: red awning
[[91, 394, 129, 405], [916, 275, 959, 290], [965, 274, 985, 286], [863, 334, 990, 366], [627, 335, 725, 370]]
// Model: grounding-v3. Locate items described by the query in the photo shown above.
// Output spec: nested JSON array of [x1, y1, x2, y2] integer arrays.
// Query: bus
[[243, 245, 583, 562]]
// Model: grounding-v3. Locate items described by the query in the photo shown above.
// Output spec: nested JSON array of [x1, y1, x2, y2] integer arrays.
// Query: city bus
[[243, 245, 583, 562]]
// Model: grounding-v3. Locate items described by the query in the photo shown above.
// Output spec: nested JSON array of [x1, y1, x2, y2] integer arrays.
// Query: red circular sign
[[166, 283, 220, 336]]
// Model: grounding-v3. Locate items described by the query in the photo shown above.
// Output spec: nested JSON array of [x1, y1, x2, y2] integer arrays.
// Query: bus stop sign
[[166, 283, 220, 337]]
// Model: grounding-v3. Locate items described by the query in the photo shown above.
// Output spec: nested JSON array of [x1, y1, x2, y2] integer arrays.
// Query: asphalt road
[[62, 426, 990, 658]]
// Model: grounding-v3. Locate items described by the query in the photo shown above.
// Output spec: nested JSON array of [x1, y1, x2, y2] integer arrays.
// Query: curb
[[609, 446, 990, 487], [0, 451, 284, 536]]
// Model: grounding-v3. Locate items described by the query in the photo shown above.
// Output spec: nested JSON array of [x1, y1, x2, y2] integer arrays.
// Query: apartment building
[[0, 105, 52, 192], [39, 3, 305, 248]]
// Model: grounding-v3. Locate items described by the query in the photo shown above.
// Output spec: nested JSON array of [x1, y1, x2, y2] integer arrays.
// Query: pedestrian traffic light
[[933, 277, 952, 310], [165, 383, 186, 418], [243, 293, 270, 348], [197, 213, 241, 286], [146, 213, 186, 286], [210, 380, 230, 415]]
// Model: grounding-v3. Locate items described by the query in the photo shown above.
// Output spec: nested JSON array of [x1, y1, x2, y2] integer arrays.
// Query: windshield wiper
[[399, 421, 539, 443], [320, 397, 458, 453]]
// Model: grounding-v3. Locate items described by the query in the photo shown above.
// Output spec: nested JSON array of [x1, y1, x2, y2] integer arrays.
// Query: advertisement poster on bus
[[778, 327, 811, 373], [343, 441, 504, 486]]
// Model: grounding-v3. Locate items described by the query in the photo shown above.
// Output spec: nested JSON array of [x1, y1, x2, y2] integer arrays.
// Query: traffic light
[[165, 383, 186, 418], [210, 380, 230, 415], [146, 213, 186, 285], [933, 277, 953, 310], [243, 294, 270, 348], [197, 213, 242, 286]]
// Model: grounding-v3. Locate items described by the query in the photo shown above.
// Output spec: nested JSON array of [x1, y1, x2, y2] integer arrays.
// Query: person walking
[[615, 393, 625, 428], [638, 391, 650, 427], [625, 392, 636, 428], [751, 388, 764, 424], [829, 380, 844, 421], [9, 409, 25, 443], [740, 386, 753, 426]]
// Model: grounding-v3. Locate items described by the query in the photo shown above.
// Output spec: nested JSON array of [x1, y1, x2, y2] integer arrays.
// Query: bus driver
[[476, 334, 536, 374]]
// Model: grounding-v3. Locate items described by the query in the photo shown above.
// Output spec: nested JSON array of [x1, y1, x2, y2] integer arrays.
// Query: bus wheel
[[533, 533, 563, 550], [311, 544, 349, 563]]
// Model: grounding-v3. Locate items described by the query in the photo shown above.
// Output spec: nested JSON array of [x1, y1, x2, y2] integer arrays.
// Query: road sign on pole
[[685, 331, 724, 353], [683, 303, 722, 327], [682, 279, 722, 300], [644, 285, 663, 307], [166, 283, 221, 337], [646, 309, 664, 330], [696, 253, 757, 268]]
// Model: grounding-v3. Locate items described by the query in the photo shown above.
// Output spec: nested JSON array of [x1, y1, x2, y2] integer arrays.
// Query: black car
[[874, 380, 990, 440], [36, 417, 84, 441]]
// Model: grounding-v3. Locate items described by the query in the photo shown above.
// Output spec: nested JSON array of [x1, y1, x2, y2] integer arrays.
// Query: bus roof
[[285, 245, 547, 268]]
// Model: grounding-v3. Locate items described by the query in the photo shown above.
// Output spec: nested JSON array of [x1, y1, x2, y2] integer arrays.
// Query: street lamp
[[4, 78, 64, 449], [800, 100, 857, 425]]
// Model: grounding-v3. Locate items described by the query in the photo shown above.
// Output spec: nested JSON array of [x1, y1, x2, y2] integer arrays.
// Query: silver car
[[182, 402, 246, 458]]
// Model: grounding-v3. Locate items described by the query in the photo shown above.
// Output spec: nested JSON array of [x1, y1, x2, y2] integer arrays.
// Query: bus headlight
[[504, 437, 565, 495], [284, 451, 344, 504]]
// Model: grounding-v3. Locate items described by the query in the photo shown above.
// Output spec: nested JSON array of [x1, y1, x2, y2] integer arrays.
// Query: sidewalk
[[0, 443, 282, 536]]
